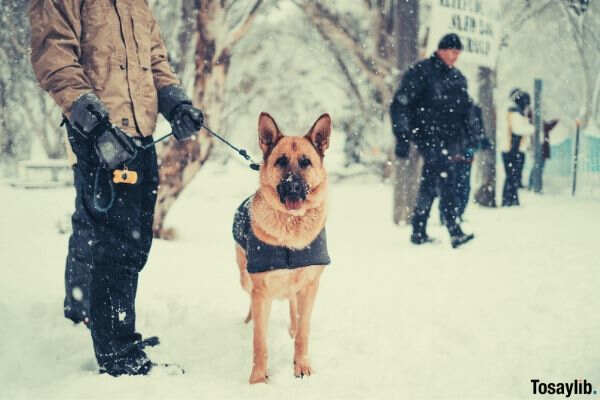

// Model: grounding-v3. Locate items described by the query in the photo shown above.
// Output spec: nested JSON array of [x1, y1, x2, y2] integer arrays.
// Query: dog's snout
[[277, 173, 308, 202], [289, 180, 302, 194]]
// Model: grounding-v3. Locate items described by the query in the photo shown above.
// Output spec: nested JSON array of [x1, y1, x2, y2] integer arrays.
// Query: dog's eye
[[275, 156, 289, 168], [298, 157, 312, 169]]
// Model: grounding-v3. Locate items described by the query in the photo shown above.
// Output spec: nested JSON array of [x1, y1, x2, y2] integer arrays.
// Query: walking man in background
[[390, 33, 474, 248], [29, 0, 204, 376]]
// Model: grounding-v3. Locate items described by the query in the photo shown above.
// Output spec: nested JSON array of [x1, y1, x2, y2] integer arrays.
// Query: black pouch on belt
[[95, 126, 139, 170]]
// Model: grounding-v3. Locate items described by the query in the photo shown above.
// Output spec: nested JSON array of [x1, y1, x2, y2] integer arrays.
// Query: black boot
[[99, 339, 185, 377], [411, 232, 436, 245], [100, 349, 153, 377], [448, 225, 474, 249], [98, 336, 159, 377], [411, 216, 436, 245]]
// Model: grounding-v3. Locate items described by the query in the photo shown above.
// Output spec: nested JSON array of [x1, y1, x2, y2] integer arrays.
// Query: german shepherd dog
[[233, 112, 332, 384]]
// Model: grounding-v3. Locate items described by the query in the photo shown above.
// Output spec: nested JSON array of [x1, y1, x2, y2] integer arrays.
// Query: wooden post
[[473, 66, 497, 207], [392, 0, 421, 225], [572, 119, 581, 196], [529, 79, 543, 193]]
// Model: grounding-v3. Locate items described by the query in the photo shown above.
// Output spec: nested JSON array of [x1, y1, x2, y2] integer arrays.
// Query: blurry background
[[1, 0, 599, 234]]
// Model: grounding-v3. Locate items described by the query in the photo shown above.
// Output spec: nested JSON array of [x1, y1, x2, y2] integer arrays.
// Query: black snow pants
[[455, 160, 472, 219], [439, 160, 472, 223], [502, 151, 524, 206], [63, 122, 158, 368], [413, 143, 461, 236]]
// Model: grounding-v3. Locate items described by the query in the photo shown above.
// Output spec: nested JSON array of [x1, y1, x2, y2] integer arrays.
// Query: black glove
[[169, 103, 204, 141], [158, 84, 204, 141], [69, 93, 110, 138], [479, 137, 493, 151], [464, 147, 475, 162]]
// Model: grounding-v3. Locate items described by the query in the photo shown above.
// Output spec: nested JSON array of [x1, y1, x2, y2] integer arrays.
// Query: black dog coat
[[232, 197, 331, 274]]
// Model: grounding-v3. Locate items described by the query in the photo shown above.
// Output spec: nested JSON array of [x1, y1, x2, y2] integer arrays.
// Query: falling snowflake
[[72, 287, 83, 301]]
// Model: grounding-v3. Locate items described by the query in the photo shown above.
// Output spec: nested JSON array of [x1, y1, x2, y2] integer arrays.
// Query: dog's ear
[[305, 113, 331, 156], [258, 112, 283, 157]]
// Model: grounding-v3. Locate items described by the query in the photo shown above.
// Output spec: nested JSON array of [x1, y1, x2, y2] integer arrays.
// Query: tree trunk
[[393, 143, 422, 224], [152, 0, 262, 238], [0, 78, 14, 169], [474, 66, 497, 207], [392, 0, 421, 225], [33, 96, 65, 159], [592, 70, 600, 125]]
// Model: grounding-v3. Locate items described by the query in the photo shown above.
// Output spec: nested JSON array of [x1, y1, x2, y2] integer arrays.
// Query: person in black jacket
[[390, 33, 474, 248], [29, 0, 203, 376], [502, 89, 534, 206]]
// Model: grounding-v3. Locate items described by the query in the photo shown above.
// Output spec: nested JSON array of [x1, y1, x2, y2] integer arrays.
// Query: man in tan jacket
[[29, 0, 203, 376]]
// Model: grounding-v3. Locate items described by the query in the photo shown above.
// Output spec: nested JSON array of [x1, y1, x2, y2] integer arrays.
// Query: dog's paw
[[293, 358, 313, 378], [249, 367, 269, 384]]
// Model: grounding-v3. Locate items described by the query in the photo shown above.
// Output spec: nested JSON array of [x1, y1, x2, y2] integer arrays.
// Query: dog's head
[[257, 112, 331, 215]]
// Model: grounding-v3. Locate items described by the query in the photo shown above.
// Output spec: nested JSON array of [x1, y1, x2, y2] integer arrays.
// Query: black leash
[[143, 125, 261, 171], [74, 118, 260, 214]]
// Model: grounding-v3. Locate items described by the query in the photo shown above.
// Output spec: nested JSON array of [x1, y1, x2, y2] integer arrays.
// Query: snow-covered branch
[[508, 0, 554, 32], [293, 1, 394, 102], [225, 0, 264, 50]]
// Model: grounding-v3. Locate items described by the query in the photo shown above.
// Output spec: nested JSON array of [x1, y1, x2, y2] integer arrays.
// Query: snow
[[584, 121, 600, 138], [1, 162, 600, 399]]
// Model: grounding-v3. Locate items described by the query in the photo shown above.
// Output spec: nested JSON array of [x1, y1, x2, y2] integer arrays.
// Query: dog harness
[[233, 197, 331, 274]]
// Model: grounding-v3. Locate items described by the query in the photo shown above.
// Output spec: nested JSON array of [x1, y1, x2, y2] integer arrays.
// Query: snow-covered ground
[[1, 162, 599, 400]]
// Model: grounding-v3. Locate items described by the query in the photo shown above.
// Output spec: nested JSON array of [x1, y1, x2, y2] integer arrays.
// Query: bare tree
[[391, 0, 422, 225], [1, 0, 34, 170], [1, 0, 67, 174], [294, 1, 396, 107], [153, 0, 265, 238], [557, 0, 599, 128], [292, 0, 422, 222]]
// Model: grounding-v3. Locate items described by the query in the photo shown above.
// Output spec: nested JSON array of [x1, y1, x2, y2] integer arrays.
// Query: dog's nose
[[289, 180, 302, 194], [277, 173, 308, 201]]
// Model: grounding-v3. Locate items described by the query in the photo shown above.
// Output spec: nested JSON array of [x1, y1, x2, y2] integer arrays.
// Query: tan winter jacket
[[29, 0, 179, 140]]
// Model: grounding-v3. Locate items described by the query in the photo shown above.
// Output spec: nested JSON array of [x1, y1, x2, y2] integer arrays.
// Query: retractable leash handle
[[91, 123, 259, 213], [143, 125, 261, 171]]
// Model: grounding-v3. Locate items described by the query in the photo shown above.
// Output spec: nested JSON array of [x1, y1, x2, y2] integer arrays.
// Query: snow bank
[[1, 163, 599, 399]]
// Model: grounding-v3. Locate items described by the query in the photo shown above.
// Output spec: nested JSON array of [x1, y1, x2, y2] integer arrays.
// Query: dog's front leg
[[249, 288, 272, 384], [294, 277, 321, 378], [288, 295, 298, 338]]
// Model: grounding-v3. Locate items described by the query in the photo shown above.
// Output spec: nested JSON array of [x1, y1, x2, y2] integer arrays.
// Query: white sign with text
[[426, 0, 501, 68]]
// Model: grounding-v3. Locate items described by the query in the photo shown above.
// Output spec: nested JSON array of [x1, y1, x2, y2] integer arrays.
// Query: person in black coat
[[390, 33, 474, 248], [502, 89, 534, 206]]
